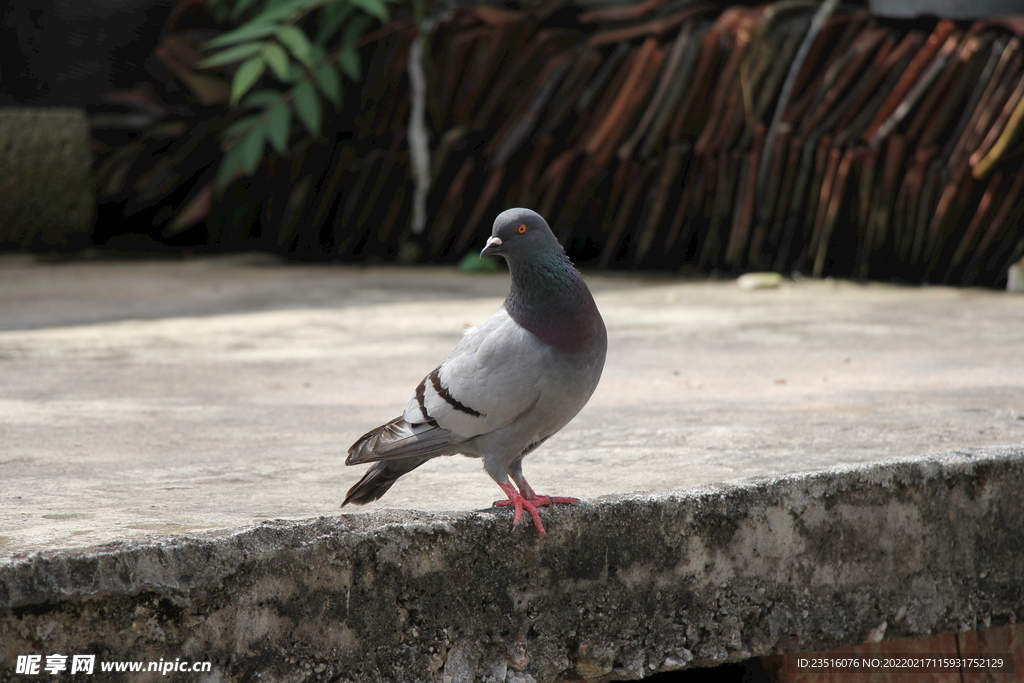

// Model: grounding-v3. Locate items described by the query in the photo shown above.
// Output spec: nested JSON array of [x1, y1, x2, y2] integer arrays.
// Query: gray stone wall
[[2, 447, 1022, 682]]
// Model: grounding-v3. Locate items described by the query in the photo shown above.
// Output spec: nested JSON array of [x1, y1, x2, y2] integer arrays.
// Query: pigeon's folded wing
[[345, 417, 456, 464], [346, 309, 545, 466], [404, 309, 546, 436]]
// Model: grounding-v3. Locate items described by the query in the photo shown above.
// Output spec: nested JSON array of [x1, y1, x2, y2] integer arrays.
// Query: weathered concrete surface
[[2, 448, 1023, 682], [1, 257, 1024, 680], [2, 258, 1024, 558]]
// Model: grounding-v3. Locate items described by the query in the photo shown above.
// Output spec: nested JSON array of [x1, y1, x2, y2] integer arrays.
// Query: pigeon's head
[[480, 208, 560, 262]]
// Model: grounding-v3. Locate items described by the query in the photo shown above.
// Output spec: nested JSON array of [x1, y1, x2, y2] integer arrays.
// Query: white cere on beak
[[481, 235, 504, 258]]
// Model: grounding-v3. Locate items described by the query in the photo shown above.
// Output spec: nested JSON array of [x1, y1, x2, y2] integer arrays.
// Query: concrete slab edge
[[2, 446, 1023, 682]]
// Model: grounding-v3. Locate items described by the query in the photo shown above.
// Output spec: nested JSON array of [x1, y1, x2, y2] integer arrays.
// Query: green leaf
[[276, 25, 314, 67], [242, 89, 282, 108], [282, 62, 304, 83], [207, 23, 277, 48], [314, 62, 341, 106], [316, 2, 356, 45], [223, 115, 260, 140], [248, 0, 323, 25], [199, 42, 262, 69], [208, 3, 232, 23], [339, 47, 361, 81], [216, 154, 245, 189], [239, 126, 266, 175], [348, 0, 388, 22], [292, 81, 321, 135], [231, 56, 266, 105], [342, 14, 373, 48], [230, 0, 262, 20], [217, 141, 246, 190], [263, 43, 290, 80], [458, 252, 498, 273], [266, 102, 291, 154]]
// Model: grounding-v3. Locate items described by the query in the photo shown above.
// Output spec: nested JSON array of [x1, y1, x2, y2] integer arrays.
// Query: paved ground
[[2, 254, 1023, 558]]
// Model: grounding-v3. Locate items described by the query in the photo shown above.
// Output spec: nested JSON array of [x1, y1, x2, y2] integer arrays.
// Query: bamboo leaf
[[167, 181, 216, 235], [207, 23, 277, 48], [242, 89, 282, 108], [348, 0, 388, 22], [209, 0, 327, 49], [199, 42, 262, 69], [314, 62, 342, 106], [276, 25, 314, 67], [223, 115, 260, 140], [292, 81, 322, 135], [458, 252, 498, 273], [248, 0, 323, 26], [217, 140, 247, 190], [284, 62, 305, 83], [263, 43, 290, 80], [231, 56, 266, 105], [230, 0, 262, 20], [266, 102, 291, 154], [342, 14, 373, 48], [339, 47, 361, 81], [207, 0, 232, 22], [239, 126, 266, 175], [316, 2, 356, 45]]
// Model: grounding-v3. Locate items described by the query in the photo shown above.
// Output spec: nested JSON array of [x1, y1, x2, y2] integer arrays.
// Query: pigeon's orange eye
[[517, 224, 528, 234]]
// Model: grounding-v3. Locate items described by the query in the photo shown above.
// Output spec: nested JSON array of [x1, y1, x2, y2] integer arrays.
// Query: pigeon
[[342, 208, 607, 537]]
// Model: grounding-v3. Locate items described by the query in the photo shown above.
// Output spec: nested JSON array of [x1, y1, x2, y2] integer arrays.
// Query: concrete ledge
[[3, 446, 1022, 682]]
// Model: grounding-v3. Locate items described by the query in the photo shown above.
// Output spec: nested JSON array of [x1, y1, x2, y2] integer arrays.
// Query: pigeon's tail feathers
[[346, 416, 455, 465], [342, 457, 430, 506]]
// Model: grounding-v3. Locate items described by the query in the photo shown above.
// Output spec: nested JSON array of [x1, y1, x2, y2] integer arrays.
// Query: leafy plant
[[201, 0, 399, 190]]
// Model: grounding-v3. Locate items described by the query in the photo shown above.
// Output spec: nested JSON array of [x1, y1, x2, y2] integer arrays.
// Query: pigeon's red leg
[[493, 481, 548, 537], [493, 478, 580, 537], [515, 477, 579, 507]]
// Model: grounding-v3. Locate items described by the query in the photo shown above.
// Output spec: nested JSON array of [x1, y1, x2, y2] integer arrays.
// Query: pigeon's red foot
[[493, 480, 579, 538]]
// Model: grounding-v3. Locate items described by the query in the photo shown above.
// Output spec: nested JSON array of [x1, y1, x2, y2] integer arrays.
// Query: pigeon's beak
[[480, 236, 503, 258]]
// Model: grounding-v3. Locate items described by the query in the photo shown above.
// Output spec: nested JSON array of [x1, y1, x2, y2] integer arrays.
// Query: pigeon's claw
[[493, 481, 579, 537], [515, 478, 580, 508], [495, 480, 540, 533]]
